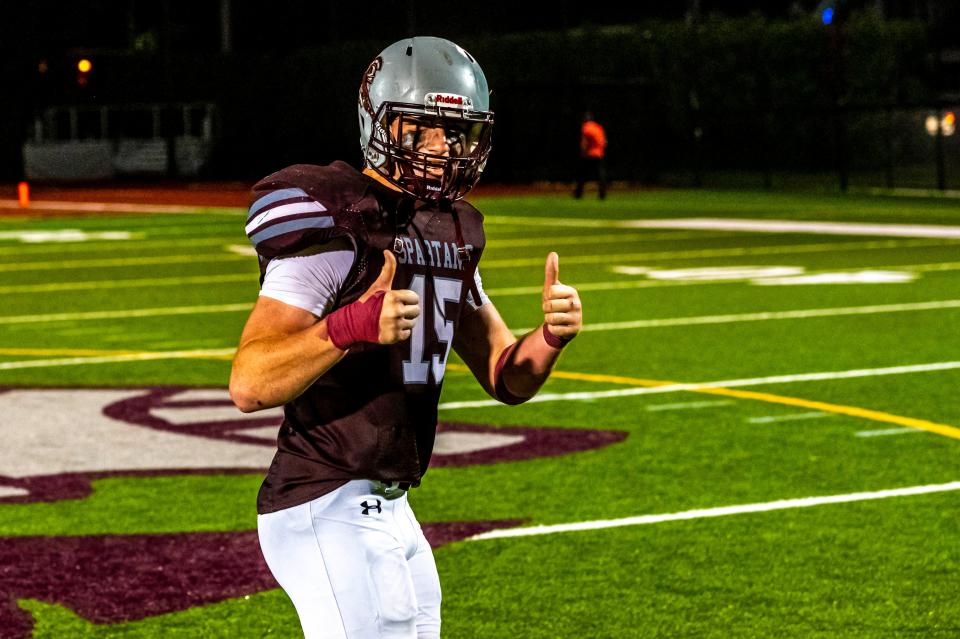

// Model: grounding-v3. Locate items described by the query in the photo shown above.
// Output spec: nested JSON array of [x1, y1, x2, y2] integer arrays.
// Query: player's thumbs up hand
[[370, 250, 420, 344], [541, 252, 582, 343], [327, 251, 418, 350]]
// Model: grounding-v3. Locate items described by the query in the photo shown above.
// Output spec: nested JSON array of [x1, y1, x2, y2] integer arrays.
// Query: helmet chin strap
[[398, 174, 444, 201], [362, 167, 403, 193], [364, 147, 446, 201], [396, 149, 473, 201]]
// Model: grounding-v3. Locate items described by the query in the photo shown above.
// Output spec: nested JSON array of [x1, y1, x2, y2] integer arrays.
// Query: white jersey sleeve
[[259, 239, 356, 318], [463, 269, 491, 314]]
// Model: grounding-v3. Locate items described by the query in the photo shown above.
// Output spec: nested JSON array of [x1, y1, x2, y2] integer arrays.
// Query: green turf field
[[1, 189, 959, 638]]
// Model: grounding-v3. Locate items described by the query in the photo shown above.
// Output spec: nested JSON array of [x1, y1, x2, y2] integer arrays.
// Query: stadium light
[[944, 112, 956, 136], [76, 58, 92, 87], [924, 112, 956, 137]]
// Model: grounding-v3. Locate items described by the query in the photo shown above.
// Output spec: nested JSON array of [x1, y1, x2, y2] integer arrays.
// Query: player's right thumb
[[365, 250, 397, 297]]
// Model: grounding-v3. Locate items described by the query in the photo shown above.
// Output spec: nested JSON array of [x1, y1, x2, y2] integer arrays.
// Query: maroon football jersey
[[247, 162, 487, 514]]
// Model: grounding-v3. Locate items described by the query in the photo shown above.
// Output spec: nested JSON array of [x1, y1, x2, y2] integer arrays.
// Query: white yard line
[[623, 218, 960, 239], [467, 480, 960, 541], [483, 215, 960, 239], [512, 259, 960, 296], [511, 299, 960, 335], [483, 215, 647, 229], [910, 261, 960, 273], [485, 231, 722, 248], [0, 253, 249, 272], [748, 412, 830, 424], [0, 303, 252, 325], [438, 361, 960, 410], [0, 236, 238, 255], [8, 352, 952, 398], [8, 237, 931, 273], [855, 428, 924, 438], [646, 400, 734, 412], [0, 348, 236, 370], [0, 273, 256, 294], [0, 231, 668, 256], [0, 230, 137, 242], [480, 238, 955, 269], [488, 279, 706, 296], [3, 295, 959, 332], [6, 259, 959, 297]]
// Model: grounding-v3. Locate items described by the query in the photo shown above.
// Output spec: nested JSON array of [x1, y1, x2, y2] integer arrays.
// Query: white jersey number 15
[[402, 274, 462, 385]]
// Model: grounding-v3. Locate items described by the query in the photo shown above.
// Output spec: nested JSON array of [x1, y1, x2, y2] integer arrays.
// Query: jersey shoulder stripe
[[245, 199, 328, 237], [250, 215, 336, 246], [247, 187, 313, 221], [247, 163, 368, 260]]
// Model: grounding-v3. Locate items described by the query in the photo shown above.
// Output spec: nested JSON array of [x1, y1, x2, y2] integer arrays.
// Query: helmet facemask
[[367, 101, 493, 201]]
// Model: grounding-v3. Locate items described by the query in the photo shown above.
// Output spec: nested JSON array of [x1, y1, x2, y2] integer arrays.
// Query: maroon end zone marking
[[100, 387, 627, 455], [432, 422, 626, 467], [0, 386, 627, 504], [0, 520, 521, 639], [102, 386, 281, 446], [0, 469, 259, 505], [0, 531, 272, 639]]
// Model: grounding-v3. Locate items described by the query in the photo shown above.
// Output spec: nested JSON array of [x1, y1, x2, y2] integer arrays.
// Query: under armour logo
[[361, 500, 382, 515]]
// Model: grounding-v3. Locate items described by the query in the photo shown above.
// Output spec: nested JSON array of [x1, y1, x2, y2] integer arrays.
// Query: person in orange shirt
[[574, 111, 608, 200]]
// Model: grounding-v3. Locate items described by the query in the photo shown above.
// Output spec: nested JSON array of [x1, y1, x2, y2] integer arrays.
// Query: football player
[[230, 36, 582, 639]]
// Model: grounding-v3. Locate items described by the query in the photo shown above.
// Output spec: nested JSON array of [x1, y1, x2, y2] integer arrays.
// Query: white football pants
[[257, 480, 441, 639]]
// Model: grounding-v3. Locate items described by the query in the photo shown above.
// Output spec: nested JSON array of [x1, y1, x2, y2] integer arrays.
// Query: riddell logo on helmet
[[425, 93, 473, 110]]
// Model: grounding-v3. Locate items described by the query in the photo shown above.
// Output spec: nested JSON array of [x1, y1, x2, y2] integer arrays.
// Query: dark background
[[4, 0, 960, 188]]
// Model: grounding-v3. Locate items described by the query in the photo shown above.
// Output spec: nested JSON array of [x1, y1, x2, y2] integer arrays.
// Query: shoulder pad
[[453, 198, 484, 223], [247, 162, 367, 259]]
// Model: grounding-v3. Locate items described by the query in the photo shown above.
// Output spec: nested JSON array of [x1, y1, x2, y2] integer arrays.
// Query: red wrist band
[[325, 291, 386, 350], [493, 342, 528, 405], [542, 324, 572, 349]]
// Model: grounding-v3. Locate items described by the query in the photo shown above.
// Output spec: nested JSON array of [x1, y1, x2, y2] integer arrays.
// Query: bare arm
[[453, 252, 582, 403], [453, 302, 515, 398], [454, 303, 565, 401], [230, 250, 419, 412], [229, 297, 346, 412]]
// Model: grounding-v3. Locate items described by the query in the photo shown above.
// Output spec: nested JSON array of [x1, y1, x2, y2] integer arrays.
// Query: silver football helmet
[[358, 36, 494, 201]]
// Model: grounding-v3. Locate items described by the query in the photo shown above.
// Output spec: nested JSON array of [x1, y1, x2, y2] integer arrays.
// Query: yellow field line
[[543, 368, 960, 442], [3, 352, 956, 440], [694, 386, 960, 441]]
